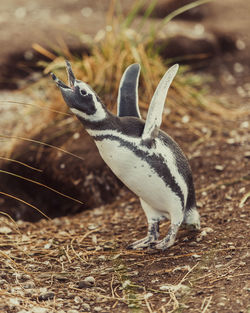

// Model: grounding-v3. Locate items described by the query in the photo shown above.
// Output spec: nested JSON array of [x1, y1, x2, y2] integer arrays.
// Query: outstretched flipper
[[141, 64, 179, 144], [117, 63, 141, 118]]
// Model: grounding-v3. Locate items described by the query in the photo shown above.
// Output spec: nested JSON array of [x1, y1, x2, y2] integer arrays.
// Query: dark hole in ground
[[0, 128, 122, 222], [0, 47, 90, 90]]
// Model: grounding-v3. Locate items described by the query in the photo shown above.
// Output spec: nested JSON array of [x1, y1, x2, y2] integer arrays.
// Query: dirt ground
[[0, 1, 249, 312]]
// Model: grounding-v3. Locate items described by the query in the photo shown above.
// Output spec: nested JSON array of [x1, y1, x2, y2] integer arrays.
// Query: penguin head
[[51, 61, 107, 121]]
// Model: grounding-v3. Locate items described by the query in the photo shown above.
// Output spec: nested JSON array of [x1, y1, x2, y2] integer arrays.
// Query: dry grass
[[31, 0, 219, 125]]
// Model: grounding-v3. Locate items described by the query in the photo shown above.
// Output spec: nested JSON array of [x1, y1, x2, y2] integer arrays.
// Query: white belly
[[95, 138, 182, 215]]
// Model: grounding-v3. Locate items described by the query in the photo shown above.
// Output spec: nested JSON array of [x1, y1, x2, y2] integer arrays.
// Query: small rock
[[9, 297, 20, 306], [68, 310, 79, 313], [88, 224, 98, 230], [182, 115, 190, 124], [233, 62, 244, 73], [44, 243, 52, 249], [240, 121, 249, 129], [215, 165, 224, 171], [196, 227, 213, 242], [82, 303, 91, 311], [244, 151, 250, 159], [78, 276, 95, 288], [236, 39, 246, 50], [145, 292, 153, 299], [226, 138, 236, 144], [38, 292, 55, 301], [93, 307, 102, 312], [122, 280, 131, 289], [73, 132, 80, 140], [54, 273, 68, 281], [225, 194, 232, 200], [86, 246, 96, 251], [128, 304, 139, 308], [103, 242, 115, 251], [98, 255, 106, 261], [23, 280, 36, 289], [74, 296, 83, 304], [192, 254, 201, 259], [0, 279, 7, 285], [0, 226, 12, 234]]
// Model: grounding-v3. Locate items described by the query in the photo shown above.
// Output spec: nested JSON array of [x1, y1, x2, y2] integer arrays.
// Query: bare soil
[[0, 1, 249, 313]]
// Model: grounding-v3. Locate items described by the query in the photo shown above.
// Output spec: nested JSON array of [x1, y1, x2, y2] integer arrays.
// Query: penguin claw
[[127, 237, 156, 250], [154, 239, 173, 251]]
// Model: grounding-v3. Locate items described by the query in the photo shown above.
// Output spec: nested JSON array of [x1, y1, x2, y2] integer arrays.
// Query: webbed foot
[[127, 236, 158, 250]]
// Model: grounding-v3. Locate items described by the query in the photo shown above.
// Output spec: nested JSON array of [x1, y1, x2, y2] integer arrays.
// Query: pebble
[[74, 296, 83, 304], [38, 292, 55, 301], [192, 254, 201, 259], [23, 280, 36, 289], [122, 280, 131, 289], [98, 255, 106, 261], [9, 297, 20, 306], [78, 276, 95, 288], [145, 292, 153, 299], [0, 226, 12, 234], [93, 307, 102, 312], [54, 273, 68, 281], [240, 120, 249, 128], [88, 224, 98, 230], [234, 62, 244, 73], [196, 227, 214, 242], [215, 165, 224, 171], [82, 303, 91, 311], [244, 151, 250, 159], [236, 38, 246, 50], [0, 279, 7, 285], [73, 132, 80, 140]]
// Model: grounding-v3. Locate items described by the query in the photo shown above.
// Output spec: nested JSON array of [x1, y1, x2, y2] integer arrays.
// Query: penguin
[[51, 61, 200, 250]]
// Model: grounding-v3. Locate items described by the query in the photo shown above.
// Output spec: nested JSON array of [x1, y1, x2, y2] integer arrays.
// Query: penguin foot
[[154, 238, 174, 251], [154, 223, 180, 250], [127, 236, 157, 250]]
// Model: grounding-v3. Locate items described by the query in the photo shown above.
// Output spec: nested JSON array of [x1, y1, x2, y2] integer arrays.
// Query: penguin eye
[[80, 89, 87, 96]]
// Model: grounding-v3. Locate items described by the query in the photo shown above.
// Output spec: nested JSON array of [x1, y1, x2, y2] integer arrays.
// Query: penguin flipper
[[117, 63, 141, 118], [142, 64, 179, 143]]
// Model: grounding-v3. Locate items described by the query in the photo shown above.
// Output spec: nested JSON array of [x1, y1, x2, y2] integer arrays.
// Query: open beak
[[66, 60, 76, 89], [51, 60, 76, 90]]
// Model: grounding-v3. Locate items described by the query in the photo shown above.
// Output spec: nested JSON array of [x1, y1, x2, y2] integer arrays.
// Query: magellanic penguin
[[51, 61, 200, 251]]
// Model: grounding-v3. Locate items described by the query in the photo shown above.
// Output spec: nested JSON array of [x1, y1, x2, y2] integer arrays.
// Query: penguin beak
[[51, 60, 76, 91], [65, 60, 76, 89], [51, 72, 71, 90]]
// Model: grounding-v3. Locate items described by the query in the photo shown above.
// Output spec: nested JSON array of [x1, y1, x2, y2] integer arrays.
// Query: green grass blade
[[161, 0, 213, 25]]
